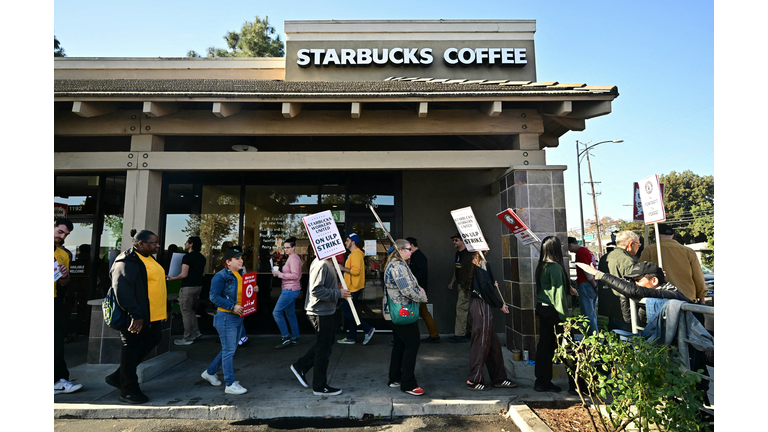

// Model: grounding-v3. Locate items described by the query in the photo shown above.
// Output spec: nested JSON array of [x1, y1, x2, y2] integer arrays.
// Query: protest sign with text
[[241, 272, 258, 316], [450, 206, 489, 252], [638, 174, 666, 224], [302, 210, 346, 260], [496, 208, 540, 246]]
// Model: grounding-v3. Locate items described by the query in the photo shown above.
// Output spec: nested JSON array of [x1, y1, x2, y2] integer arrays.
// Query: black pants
[[534, 304, 582, 391], [54, 296, 69, 383], [294, 314, 335, 391], [116, 321, 162, 394], [467, 297, 506, 385], [389, 321, 421, 391]]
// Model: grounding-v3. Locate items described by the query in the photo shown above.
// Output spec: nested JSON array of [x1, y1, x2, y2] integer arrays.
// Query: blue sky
[[53, 0, 714, 232]]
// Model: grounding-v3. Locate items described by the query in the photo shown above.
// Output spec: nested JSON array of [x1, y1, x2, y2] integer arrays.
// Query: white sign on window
[[364, 240, 377, 256]]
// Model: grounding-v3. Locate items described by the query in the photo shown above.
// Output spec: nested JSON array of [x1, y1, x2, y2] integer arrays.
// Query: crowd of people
[[54, 218, 710, 404]]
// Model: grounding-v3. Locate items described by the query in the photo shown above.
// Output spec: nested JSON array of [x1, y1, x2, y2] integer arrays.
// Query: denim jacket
[[209, 268, 244, 313]]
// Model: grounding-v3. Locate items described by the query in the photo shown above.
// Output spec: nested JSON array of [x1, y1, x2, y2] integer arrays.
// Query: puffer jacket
[[110, 247, 152, 322], [596, 271, 691, 325]]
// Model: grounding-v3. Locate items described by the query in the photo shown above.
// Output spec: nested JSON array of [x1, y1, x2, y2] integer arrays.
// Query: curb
[[506, 402, 553, 432]]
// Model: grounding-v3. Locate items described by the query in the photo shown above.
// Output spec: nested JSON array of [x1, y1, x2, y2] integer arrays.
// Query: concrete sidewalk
[[54, 331, 577, 422]]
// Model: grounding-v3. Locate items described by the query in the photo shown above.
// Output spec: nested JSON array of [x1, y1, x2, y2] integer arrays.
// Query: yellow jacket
[[344, 248, 365, 292], [639, 238, 706, 301]]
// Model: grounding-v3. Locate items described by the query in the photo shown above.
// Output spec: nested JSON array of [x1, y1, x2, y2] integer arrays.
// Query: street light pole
[[575, 139, 624, 256]]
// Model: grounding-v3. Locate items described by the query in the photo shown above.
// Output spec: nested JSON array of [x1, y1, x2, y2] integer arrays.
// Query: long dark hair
[[535, 236, 570, 292], [459, 251, 482, 291]]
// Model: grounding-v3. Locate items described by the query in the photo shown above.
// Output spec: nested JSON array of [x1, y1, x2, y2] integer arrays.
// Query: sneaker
[[405, 386, 425, 396], [336, 337, 356, 345], [201, 370, 222, 386], [54, 379, 83, 395], [174, 337, 194, 346], [238, 336, 249, 346], [291, 337, 299, 345], [313, 386, 342, 396], [363, 328, 376, 345], [192, 331, 203, 340], [388, 381, 400, 388], [119, 389, 148, 404], [290, 364, 309, 388], [275, 337, 292, 349], [105, 371, 123, 391], [225, 381, 248, 395], [421, 336, 440, 343]]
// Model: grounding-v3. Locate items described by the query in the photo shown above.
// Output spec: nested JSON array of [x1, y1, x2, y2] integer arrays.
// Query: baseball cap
[[451, 233, 462, 240], [657, 224, 674, 235], [347, 233, 360, 244], [625, 261, 661, 279], [222, 246, 244, 262]]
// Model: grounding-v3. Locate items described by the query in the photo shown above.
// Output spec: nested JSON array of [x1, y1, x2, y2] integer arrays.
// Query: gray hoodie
[[304, 258, 342, 316]]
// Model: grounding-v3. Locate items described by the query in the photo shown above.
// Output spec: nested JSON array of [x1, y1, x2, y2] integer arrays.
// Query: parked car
[[701, 264, 714, 303]]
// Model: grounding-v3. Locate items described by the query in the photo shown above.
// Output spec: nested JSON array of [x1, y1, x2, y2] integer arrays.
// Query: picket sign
[[637, 174, 667, 270], [302, 210, 360, 325], [241, 272, 258, 317], [496, 208, 541, 252], [450, 206, 507, 304]]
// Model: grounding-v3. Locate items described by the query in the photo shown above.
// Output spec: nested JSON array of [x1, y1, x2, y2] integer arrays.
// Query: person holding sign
[[460, 251, 517, 391], [272, 237, 303, 349], [202, 247, 255, 395], [106, 229, 167, 404], [337, 233, 376, 345], [384, 239, 428, 396], [290, 256, 351, 396], [54, 218, 83, 396], [533, 236, 583, 395]]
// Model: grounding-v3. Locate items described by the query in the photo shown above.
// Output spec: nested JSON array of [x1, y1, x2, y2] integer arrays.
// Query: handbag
[[386, 289, 420, 325], [102, 287, 128, 330]]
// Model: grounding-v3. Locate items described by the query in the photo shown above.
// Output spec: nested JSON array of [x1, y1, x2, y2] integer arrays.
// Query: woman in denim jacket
[[200, 247, 257, 395]]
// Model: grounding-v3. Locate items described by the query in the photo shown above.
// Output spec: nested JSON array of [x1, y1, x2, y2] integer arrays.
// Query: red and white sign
[[451, 206, 489, 252], [638, 174, 666, 225], [54, 202, 68, 219], [302, 210, 346, 261], [496, 208, 540, 246], [633, 182, 664, 222], [241, 272, 258, 317]]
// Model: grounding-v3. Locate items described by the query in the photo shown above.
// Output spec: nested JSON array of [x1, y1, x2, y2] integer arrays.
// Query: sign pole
[[654, 222, 663, 270], [333, 258, 361, 326]]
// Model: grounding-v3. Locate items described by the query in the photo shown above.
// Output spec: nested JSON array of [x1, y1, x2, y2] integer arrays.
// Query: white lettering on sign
[[296, 47, 525, 68]]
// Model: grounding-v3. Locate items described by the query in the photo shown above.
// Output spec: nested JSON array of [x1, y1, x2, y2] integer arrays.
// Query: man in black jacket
[[406, 237, 439, 343]]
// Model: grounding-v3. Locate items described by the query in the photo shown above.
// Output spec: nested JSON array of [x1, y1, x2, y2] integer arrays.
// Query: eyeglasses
[[402, 247, 412, 251]]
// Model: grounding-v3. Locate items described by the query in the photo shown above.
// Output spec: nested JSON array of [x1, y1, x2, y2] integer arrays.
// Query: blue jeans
[[576, 281, 598, 335], [208, 311, 242, 386], [273, 289, 301, 339], [343, 290, 373, 340]]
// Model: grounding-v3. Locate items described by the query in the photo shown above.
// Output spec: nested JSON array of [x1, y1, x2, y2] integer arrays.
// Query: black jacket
[[110, 247, 152, 322], [598, 272, 691, 324], [408, 249, 429, 290], [470, 263, 504, 309]]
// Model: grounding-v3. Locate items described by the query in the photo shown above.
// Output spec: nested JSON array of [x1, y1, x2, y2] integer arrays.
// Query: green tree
[[54, 35, 66, 57], [188, 16, 284, 58], [658, 170, 714, 244]]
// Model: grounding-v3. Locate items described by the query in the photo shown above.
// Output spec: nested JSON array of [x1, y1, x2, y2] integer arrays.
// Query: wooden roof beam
[[72, 101, 119, 118], [480, 101, 502, 117], [282, 102, 302, 118], [351, 102, 362, 119], [212, 102, 242, 118], [143, 102, 179, 118]]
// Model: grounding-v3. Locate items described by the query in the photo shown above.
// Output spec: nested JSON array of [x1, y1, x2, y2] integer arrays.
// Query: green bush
[[555, 316, 709, 432]]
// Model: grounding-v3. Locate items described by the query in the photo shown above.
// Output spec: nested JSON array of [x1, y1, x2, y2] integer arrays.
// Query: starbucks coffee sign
[[296, 47, 528, 67], [285, 20, 538, 82]]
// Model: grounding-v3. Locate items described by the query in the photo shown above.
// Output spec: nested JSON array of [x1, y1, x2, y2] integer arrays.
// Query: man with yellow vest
[[337, 233, 376, 345], [54, 218, 83, 395]]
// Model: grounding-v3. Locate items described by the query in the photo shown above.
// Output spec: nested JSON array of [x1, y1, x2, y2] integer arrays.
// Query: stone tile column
[[498, 165, 568, 360]]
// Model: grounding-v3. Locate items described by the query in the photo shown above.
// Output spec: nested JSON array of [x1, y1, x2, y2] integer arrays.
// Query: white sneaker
[[54, 379, 83, 394], [225, 381, 247, 395], [174, 338, 194, 346], [201, 370, 221, 386]]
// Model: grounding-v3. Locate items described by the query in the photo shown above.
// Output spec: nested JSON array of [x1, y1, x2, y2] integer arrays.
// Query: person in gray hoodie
[[290, 257, 351, 396]]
